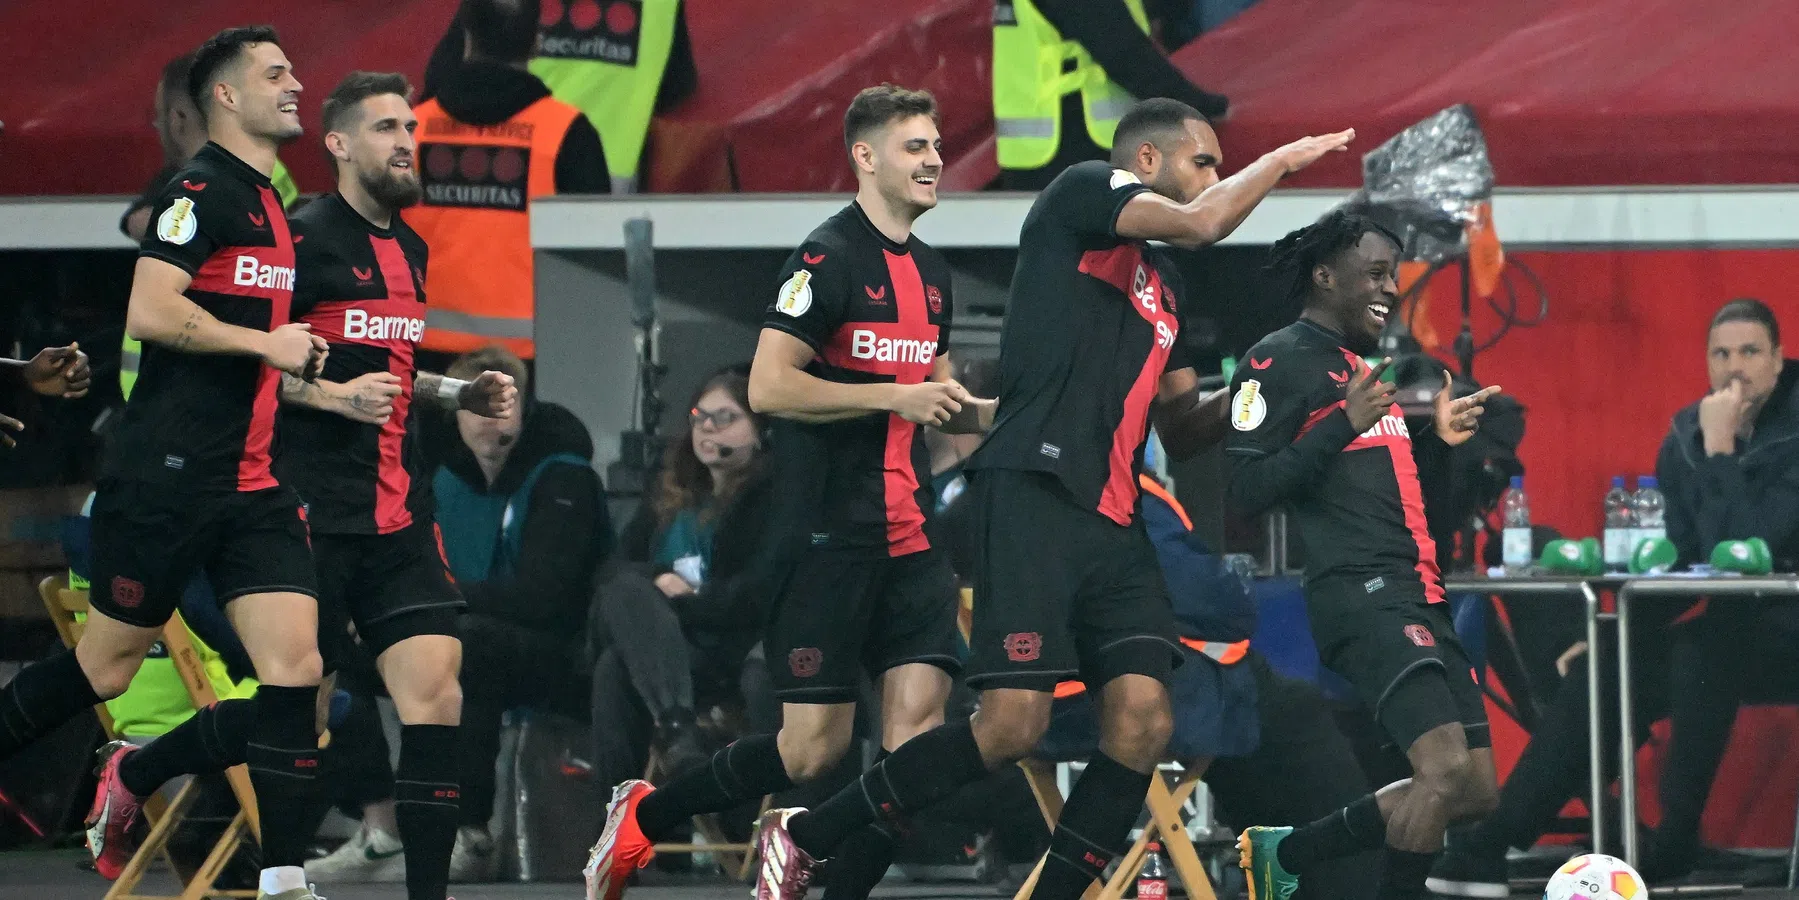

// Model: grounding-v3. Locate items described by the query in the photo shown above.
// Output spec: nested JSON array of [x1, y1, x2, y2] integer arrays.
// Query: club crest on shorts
[[1404, 624, 1435, 647], [157, 197, 197, 245], [777, 269, 813, 317], [788, 647, 823, 678], [111, 576, 145, 609], [1231, 379, 1267, 431], [1003, 632, 1042, 663]]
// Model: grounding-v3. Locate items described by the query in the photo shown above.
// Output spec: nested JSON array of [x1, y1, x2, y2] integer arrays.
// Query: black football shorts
[[88, 477, 318, 628], [764, 547, 961, 703], [312, 516, 464, 660], [963, 469, 1182, 693], [1304, 573, 1490, 752]]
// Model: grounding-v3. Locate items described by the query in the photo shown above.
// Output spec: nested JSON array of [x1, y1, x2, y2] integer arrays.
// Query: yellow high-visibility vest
[[992, 0, 1148, 172], [529, 0, 681, 193]]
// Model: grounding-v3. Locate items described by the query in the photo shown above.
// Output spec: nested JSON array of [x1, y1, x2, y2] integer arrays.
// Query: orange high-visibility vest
[[406, 96, 583, 359]]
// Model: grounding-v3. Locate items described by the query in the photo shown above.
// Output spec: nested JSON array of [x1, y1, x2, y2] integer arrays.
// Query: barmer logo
[[234, 256, 295, 291], [849, 329, 937, 364], [1359, 414, 1410, 440], [344, 308, 425, 342]]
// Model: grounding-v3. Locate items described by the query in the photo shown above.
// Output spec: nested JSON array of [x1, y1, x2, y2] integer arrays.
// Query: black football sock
[[1377, 848, 1438, 900], [245, 684, 323, 868], [0, 648, 104, 760], [821, 751, 897, 900], [1276, 793, 1387, 873], [787, 719, 988, 859], [396, 724, 460, 900], [120, 698, 255, 796], [1030, 753, 1150, 900], [636, 733, 794, 841]]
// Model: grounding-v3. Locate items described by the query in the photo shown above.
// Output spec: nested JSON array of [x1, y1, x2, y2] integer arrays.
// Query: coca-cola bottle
[[1137, 841, 1169, 900]]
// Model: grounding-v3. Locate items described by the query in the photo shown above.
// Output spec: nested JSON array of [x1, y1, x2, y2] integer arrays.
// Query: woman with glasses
[[588, 365, 781, 793]]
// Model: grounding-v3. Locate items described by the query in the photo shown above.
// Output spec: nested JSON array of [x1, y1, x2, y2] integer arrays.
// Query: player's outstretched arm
[[749, 329, 965, 426], [1115, 130, 1356, 250], [416, 370, 518, 419], [931, 355, 995, 435], [128, 257, 328, 377], [278, 371, 399, 426], [1151, 367, 1229, 459]]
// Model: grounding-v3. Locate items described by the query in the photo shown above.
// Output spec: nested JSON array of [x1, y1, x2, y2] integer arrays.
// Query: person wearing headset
[[588, 364, 780, 788]]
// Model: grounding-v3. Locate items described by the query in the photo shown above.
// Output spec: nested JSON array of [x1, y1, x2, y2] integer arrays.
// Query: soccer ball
[[1544, 854, 1646, 900]]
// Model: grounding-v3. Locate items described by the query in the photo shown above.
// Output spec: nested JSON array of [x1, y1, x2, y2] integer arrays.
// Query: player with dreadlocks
[[1226, 210, 1500, 900]]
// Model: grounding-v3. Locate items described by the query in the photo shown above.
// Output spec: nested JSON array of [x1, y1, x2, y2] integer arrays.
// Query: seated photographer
[[1433, 298, 1799, 893], [432, 346, 614, 878], [587, 365, 778, 787]]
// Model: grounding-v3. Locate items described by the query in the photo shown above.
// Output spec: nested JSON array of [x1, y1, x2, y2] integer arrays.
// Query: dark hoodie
[[1658, 361, 1799, 573], [436, 401, 615, 633], [425, 58, 612, 195]]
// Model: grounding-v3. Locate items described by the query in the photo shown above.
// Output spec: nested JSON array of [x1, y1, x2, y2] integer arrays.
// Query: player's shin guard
[[636, 733, 795, 841], [787, 719, 988, 859], [820, 751, 898, 900], [1032, 753, 1150, 900], [1276, 793, 1386, 873], [119, 698, 255, 796], [0, 648, 103, 759], [396, 724, 460, 900], [245, 685, 323, 869]]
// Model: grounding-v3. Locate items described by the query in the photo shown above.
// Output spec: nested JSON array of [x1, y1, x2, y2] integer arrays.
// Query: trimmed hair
[[160, 52, 197, 105], [188, 25, 282, 114], [448, 345, 529, 397], [1711, 297, 1781, 347], [322, 71, 414, 135], [1109, 98, 1207, 166], [843, 84, 938, 154], [460, 0, 539, 63], [1266, 209, 1403, 303]]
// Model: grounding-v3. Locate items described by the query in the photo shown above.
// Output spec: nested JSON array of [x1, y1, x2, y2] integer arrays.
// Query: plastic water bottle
[[1633, 476, 1666, 552], [1501, 476, 1532, 571], [1602, 476, 1635, 570], [1137, 841, 1169, 900]]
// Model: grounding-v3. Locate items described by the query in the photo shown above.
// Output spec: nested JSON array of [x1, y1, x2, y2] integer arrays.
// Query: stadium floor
[[3, 849, 1793, 899]]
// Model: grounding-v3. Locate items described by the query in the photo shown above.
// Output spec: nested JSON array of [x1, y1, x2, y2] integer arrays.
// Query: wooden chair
[[38, 574, 262, 900], [640, 744, 767, 881], [1013, 758, 1218, 900]]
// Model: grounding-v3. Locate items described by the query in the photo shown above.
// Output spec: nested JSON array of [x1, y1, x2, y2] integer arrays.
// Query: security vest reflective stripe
[[121, 159, 298, 400], [1051, 639, 1247, 698], [993, 0, 1147, 171], [530, 0, 679, 193], [406, 96, 582, 359]]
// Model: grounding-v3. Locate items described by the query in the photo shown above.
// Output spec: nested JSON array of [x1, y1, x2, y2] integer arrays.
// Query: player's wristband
[[438, 377, 470, 405]]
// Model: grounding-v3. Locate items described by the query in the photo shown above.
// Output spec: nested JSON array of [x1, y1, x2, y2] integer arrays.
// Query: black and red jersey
[[1224, 319, 1444, 601], [966, 161, 1195, 525], [110, 142, 297, 491], [761, 202, 955, 558], [276, 193, 433, 535]]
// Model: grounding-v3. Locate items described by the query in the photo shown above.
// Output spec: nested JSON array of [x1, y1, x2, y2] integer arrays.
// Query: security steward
[[408, 0, 612, 373], [994, 0, 1229, 190]]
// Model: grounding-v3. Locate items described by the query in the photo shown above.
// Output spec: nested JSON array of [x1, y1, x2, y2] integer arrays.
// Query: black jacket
[[423, 59, 612, 195], [613, 465, 778, 634], [441, 400, 615, 632], [1658, 362, 1799, 572]]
